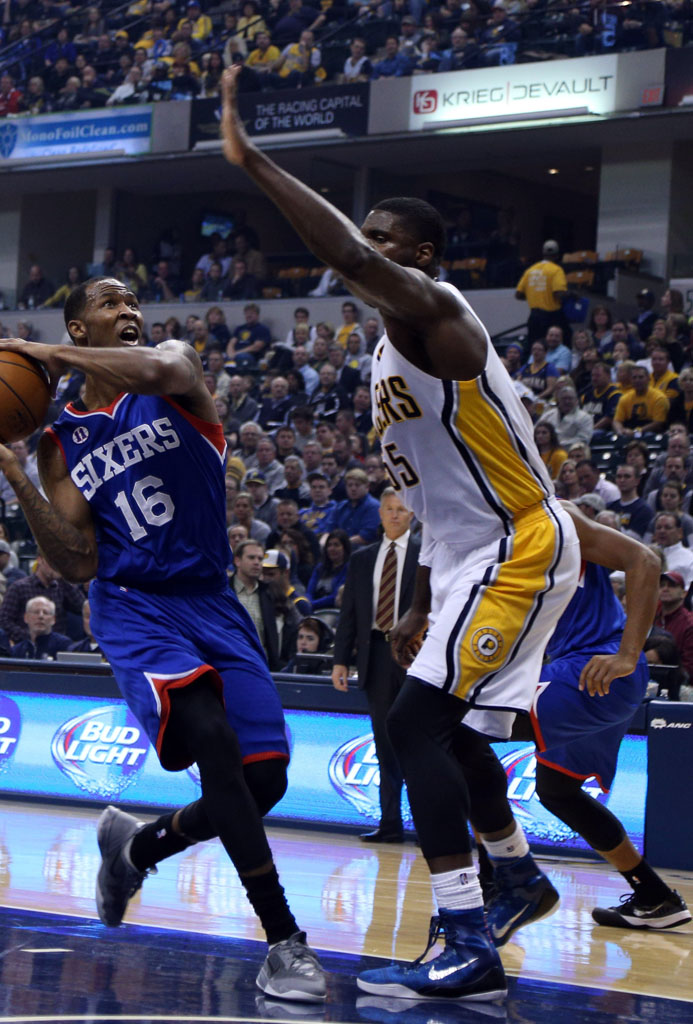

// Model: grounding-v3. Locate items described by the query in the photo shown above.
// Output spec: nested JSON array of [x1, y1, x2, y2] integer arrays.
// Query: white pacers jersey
[[370, 282, 554, 553], [370, 283, 580, 731]]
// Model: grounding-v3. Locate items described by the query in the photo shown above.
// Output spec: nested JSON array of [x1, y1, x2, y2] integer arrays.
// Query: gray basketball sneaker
[[256, 931, 327, 1003], [95, 805, 154, 927]]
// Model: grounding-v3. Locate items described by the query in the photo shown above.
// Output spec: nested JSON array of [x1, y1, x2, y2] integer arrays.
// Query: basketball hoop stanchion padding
[[644, 699, 693, 871]]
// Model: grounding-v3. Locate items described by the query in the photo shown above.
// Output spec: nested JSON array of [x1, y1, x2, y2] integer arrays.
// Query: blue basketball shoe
[[485, 853, 559, 947], [356, 909, 507, 1002]]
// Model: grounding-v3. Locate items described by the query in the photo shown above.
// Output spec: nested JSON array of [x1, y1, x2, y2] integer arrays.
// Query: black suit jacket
[[336, 364, 361, 397], [232, 575, 299, 672], [333, 534, 420, 688]]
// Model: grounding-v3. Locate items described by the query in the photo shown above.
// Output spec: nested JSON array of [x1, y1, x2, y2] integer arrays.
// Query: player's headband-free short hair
[[371, 197, 446, 266], [64, 277, 112, 335]]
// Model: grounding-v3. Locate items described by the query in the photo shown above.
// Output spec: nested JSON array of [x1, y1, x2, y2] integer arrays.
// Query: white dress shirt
[[372, 529, 410, 629]]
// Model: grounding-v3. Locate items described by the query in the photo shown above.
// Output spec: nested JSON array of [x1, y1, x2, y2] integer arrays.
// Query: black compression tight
[[452, 724, 514, 835], [178, 759, 289, 844], [386, 677, 511, 859], [164, 677, 280, 874], [535, 761, 626, 852]]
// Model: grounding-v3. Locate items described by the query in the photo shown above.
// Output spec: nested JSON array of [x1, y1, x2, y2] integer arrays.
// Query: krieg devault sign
[[408, 54, 621, 127], [190, 83, 369, 147], [0, 107, 153, 161]]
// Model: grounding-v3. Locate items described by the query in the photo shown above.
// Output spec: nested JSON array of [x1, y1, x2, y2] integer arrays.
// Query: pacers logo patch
[[471, 627, 504, 664]]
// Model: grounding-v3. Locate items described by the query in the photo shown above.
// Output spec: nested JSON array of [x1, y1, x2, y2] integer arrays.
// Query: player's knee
[[244, 759, 288, 816], [535, 762, 579, 816], [385, 698, 414, 758], [386, 676, 427, 752]]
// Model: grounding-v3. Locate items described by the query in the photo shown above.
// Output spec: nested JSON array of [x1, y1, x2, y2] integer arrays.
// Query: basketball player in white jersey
[[220, 67, 581, 1003]]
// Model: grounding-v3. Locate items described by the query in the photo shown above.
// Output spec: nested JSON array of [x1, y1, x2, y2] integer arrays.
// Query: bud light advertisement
[[0, 695, 21, 775], [51, 704, 149, 799], [0, 691, 646, 857], [328, 733, 413, 826]]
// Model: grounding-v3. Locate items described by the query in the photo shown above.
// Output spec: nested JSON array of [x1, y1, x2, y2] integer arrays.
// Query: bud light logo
[[500, 746, 603, 843], [328, 732, 412, 824], [52, 704, 148, 798], [0, 695, 21, 775], [413, 90, 437, 115]]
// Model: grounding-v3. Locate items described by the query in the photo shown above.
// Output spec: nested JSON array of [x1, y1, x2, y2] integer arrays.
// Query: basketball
[[0, 351, 51, 444]]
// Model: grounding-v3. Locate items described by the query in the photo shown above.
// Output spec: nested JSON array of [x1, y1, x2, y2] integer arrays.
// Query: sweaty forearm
[[49, 344, 196, 396], [2, 465, 96, 582], [238, 147, 368, 278], [411, 564, 432, 616], [620, 550, 659, 663]]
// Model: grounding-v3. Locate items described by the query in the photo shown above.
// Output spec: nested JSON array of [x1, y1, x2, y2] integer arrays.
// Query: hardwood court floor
[[0, 799, 692, 1024]]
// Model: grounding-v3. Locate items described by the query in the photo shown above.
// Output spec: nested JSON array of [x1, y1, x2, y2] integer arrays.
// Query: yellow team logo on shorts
[[471, 627, 504, 664]]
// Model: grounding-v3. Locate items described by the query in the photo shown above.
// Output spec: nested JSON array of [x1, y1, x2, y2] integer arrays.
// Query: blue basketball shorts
[[89, 579, 289, 772], [530, 644, 648, 793]]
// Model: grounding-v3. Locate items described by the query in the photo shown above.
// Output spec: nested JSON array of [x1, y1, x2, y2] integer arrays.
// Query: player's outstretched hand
[[0, 338, 62, 396], [221, 66, 252, 167], [391, 609, 428, 669], [579, 652, 636, 697]]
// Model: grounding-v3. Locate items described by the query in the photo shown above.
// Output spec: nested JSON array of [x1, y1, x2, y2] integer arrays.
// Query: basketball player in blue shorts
[[218, 68, 581, 1002], [458, 501, 690, 939], [0, 278, 326, 1003]]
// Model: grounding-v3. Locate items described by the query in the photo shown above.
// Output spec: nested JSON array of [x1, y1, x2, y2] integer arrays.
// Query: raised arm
[[563, 500, 660, 694], [0, 339, 218, 422], [219, 67, 485, 380]]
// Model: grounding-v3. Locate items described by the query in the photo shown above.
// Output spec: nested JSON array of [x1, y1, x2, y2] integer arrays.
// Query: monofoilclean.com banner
[[0, 106, 153, 163]]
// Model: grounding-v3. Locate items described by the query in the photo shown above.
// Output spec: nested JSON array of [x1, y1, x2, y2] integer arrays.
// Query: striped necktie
[[375, 541, 397, 633]]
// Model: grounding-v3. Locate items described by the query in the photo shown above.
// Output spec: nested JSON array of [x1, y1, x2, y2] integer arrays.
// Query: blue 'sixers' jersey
[[48, 393, 229, 591], [546, 559, 626, 660]]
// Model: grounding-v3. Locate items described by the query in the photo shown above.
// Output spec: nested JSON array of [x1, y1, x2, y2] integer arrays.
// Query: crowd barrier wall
[[0, 660, 682, 868], [1, 289, 521, 347]]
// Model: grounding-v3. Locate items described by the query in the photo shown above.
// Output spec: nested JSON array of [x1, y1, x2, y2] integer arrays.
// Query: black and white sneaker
[[592, 890, 691, 930], [95, 805, 154, 927]]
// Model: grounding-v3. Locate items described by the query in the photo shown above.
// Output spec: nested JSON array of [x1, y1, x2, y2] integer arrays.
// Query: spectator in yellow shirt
[[336, 300, 365, 350], [270, 29, 326, 87], [515, 239, 569, 344], [178, 0, 213, 42], [237, 0, 268, 44], [650, 346, 680, 402], [533, 422, 567, 480], [246, 31, 282, 82], [613, 365, 669, 437]]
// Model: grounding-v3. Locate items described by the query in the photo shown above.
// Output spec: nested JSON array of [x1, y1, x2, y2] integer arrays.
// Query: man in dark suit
[[332, 488, 420, 842], [230, 539, 299, 670], [327, 343, 361, 398]]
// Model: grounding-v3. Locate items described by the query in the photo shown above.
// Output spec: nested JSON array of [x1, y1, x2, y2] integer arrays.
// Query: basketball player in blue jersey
[[463, 501, 689, 938], [219, 68, 581, 1003], [0, 278, 326, 1003]]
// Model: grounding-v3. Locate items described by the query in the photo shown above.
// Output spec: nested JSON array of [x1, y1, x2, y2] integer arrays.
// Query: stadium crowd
[[0, 272, 693, 699], [0, 0, 690, 115]]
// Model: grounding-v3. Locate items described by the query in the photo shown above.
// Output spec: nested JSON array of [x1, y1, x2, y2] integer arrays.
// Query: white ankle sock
[[431, 867, 484, 911], [482, 822, 530, 862]]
